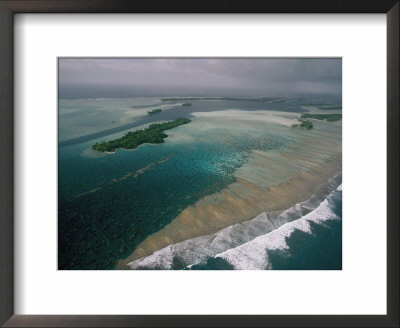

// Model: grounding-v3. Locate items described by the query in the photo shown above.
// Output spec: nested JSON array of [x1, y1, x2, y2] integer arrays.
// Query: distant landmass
[[301, 113, 342, 122], [300, 103, 342, 110]]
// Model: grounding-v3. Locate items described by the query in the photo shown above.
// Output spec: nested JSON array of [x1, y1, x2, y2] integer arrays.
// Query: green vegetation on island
[[148, 108, 162, 115], [182, 102, 192, 106], [299, 120, 313, 129], [291, 119, 313, 130], [300, 113, 342, 122], [92, 118, 191, 152]]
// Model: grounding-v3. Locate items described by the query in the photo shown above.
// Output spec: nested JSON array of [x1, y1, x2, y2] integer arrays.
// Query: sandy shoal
[[116, 116, 341, 269]]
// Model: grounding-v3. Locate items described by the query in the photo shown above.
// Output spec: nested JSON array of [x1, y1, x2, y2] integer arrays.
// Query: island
[[148, 108, 162, 115], [291, 119, 313, 130], [300, 103, 342, 110], [92, 118, 191, 152], [300, 113, 342, 122]]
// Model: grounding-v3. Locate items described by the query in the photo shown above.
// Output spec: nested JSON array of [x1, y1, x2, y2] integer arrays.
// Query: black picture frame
[[0, 1, 398, 327]]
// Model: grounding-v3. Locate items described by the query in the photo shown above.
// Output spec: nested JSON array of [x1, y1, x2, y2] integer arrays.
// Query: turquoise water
[[58, 119, 292, 269], [58, 96, 341, 270]]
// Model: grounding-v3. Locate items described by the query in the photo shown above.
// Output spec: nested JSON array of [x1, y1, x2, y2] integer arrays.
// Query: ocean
[[58, 96, 342, 270]]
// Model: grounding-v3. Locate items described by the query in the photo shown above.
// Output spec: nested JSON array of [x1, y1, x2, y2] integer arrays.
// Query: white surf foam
[[126, 211, 279, 270], [127, 180, 341, 270], [215, 197, 339, 270]]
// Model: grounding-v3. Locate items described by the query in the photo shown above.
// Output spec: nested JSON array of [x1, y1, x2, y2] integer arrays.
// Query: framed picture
[[0, 0, 398, 327]]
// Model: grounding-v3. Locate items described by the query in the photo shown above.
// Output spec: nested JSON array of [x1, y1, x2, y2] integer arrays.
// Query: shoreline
[[117, 133, 342, 269], [125, 174, 342, 270]]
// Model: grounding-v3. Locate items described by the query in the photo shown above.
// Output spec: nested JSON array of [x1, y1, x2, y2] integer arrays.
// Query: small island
[[300, 113, 342, 122], [182, 103, 192, 107], [92, 118, 191, 152], [291, 119, 313, 130], [148, 108, 162, 115], [300, 103, 342, 110]]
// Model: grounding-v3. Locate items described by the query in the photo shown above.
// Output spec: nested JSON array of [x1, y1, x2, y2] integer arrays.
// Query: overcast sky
[[58, 58, 341, 99]]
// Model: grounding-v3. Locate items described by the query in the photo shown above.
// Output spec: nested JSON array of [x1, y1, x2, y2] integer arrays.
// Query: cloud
[[58, 58, 341, 98]]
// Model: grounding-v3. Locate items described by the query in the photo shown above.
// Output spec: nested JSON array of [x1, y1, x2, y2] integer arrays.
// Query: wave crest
[[127, 177, 341, 270]]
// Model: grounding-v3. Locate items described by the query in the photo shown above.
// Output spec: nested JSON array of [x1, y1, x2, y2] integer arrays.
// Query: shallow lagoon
[[58, 96, 342, 270]]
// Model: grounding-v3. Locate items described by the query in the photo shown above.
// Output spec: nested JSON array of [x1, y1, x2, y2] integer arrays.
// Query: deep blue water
[[189, 188, 342, 270], [267, 188, 342, 270]]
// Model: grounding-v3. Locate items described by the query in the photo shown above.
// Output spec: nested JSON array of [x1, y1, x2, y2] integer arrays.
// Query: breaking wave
[[127, 177, 342, 270]]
